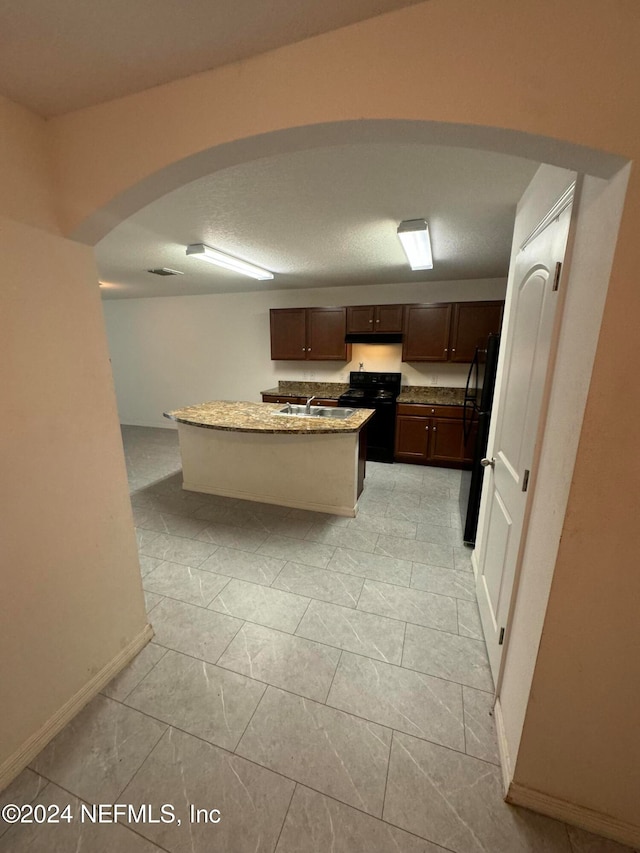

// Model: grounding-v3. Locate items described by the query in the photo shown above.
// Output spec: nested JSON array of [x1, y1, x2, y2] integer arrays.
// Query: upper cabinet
[[402, 303, 453, 362], [449, 301, 504, 362], [270, 301, 503, 362], [402, 301, 503, 362], [270, 307, 351, 361], [346, 305, 404, 334]]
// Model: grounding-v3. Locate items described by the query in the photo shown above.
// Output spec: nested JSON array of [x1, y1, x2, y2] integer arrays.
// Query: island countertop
[[164, 400, 374, 434]]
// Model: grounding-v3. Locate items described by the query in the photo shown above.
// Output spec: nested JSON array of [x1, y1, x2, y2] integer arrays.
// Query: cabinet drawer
[[262, 394, 303, 404], [397, 403, 464, 419], [311, 398, 338, 407]]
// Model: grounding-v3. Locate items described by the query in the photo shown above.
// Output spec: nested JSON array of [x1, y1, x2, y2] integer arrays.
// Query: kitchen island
[[163, 401, 374, 516]]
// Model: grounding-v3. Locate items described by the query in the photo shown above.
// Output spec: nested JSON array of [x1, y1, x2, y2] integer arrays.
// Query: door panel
[[450, 302, 504, 362], [307, 307, 348, 360], [346, 306, 375, 333], [428, 418, 464, 463], [402, 304, 452, 361], [481, 490, 512, 624], [270, 308, 307, 360], [376, 304, 404, 332], [394, 415, 430, 460], [476, 202, 572, 682]]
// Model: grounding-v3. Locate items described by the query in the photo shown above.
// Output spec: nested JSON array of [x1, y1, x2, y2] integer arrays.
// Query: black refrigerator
[[459, 333, 501, 546]]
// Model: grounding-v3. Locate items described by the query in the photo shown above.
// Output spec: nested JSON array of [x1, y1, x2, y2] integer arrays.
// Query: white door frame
[[470, 162, 631, 783]]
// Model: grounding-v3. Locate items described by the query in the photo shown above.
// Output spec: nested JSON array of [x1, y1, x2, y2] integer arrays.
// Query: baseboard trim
[[0, 623, 154, 792], [507, 781, 640, 848], [182, 480, 357, 517]]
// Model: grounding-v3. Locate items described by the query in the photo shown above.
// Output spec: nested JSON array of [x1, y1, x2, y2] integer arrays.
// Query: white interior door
[[476, 198, 573, 682]]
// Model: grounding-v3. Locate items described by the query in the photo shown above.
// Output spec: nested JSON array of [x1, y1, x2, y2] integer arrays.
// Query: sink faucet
[[305, 395, 316, 414]]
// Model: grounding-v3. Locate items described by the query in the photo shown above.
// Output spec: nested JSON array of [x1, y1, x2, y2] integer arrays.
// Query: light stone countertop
[[397, 386, 466, 405], [164, 400, 374, 434], [261, 382, 467, 406]]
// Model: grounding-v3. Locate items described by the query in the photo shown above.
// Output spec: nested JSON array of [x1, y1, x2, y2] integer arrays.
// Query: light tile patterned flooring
[[1, 426, 636, 853]]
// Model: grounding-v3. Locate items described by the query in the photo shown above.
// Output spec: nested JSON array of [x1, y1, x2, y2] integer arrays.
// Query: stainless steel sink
[[274, 404, 355, 419]]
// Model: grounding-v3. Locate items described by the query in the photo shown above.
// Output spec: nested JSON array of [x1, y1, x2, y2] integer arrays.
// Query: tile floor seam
[[398, 659, 489, 693], [400, 620, 408, 664], [8, 775, 175, 853], [212, 617, 247, 666], [461, 680, 468, 756], [380, 729, 394, 833], [353, 578, 366, 609], [455, 597, 461, 636], [322, 650, 343, 704], [118, 645, 170, 703], [151, 612, 418, 666], [112, 715, 169, 803], [290, 596, 313, 635], [112, 676, 476, 784], [271, 781, 298, 853], [142, 584, 231, 614], [145, 571, 234, 610]]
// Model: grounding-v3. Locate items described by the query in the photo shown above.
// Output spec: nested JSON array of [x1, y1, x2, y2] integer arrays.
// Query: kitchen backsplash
[[272, 342, 471, 388]]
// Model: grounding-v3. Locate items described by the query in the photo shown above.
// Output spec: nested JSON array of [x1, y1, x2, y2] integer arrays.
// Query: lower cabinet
[[394, 403, 476, 467], [262, 394, 304, 404], [261, 394, 339, 407]]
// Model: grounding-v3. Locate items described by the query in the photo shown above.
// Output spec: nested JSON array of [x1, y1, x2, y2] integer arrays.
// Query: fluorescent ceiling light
[[397, 219, 433, 270], [186, 243, 274, 280]]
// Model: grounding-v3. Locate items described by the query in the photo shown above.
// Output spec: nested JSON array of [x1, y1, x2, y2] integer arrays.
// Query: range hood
[[345, 332, 403, 344]]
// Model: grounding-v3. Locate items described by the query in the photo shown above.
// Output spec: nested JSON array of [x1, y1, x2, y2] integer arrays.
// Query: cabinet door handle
[[444, 348, 448, 354], [376, 319, 380, 323], [433, 427, 437, 432], [369, 319, 373, 323], [451, 348, 456, 354], [302, 347, 306, 351], [425, 426, 429, 431], [308, 348, 311, 352]]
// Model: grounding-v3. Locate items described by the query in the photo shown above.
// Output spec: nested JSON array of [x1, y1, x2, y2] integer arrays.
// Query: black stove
[[338, 372, 402, 463]]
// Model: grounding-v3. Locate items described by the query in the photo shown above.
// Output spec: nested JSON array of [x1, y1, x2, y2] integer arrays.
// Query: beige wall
[[2, 0, 640, 841], [102, 279, 506, 428], [0, 100, 147, 785], [0, 95, 59, 233]]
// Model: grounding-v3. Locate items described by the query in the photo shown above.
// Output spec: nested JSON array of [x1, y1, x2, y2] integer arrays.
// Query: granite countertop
[[261, 381, 349, 400], [262, 381, 466, 406], [164, 400, 374, 434], [260, 380, 464, 406], [397, 386, 466, 405]]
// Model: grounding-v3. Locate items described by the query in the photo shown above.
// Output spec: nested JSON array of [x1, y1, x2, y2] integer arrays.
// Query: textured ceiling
[[0, 0, 425, 116], [96, 143, 540, 299]]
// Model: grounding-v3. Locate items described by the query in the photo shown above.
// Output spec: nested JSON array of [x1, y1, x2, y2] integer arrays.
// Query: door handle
[[481, 457, 495, 468]]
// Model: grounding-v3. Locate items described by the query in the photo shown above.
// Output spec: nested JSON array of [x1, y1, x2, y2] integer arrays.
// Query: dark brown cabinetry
[[402, 301, 503, 363], [270, 300, 502, 362], [270, 308, 350, 361], [346, 305, 404, 334], [394, 403, 476, 468], [449, 301, 504, 363], [261, 394, 338, 406], [262, 394, 304, 404], [402, 304, 452, 362]]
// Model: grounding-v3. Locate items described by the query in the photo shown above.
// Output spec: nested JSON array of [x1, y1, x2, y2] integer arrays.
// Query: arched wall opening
[[91, 114, 634, 841], [70, 118, 625, 246]]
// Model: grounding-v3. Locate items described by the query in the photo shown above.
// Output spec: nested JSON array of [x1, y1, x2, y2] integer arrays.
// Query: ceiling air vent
[[147, 267, 184, 276]]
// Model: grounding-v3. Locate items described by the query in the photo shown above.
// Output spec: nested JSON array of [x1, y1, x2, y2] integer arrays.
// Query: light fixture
[[397, 219, 433, 270], [186, 243, 274, 280]]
